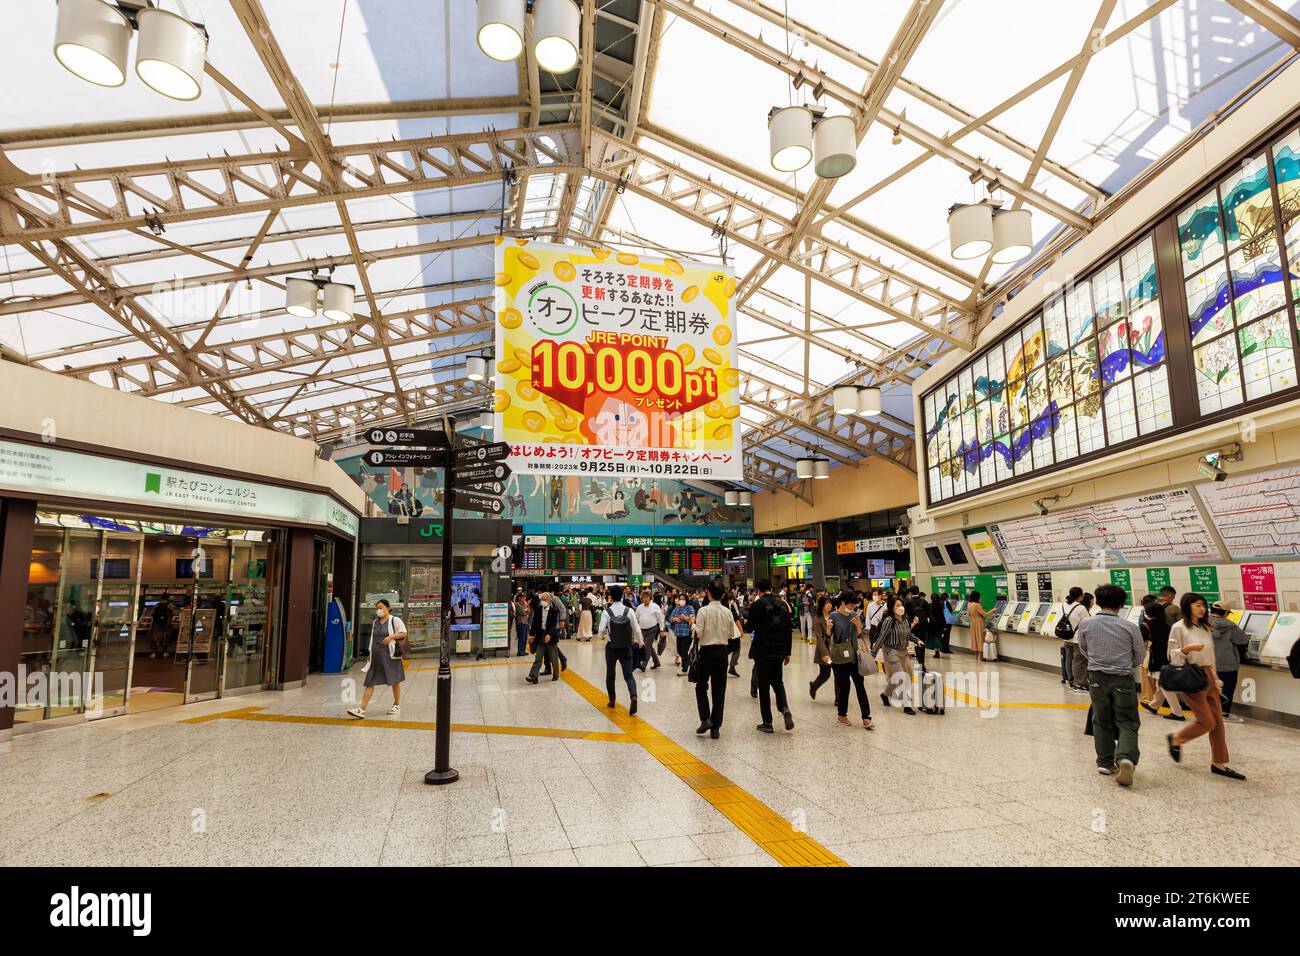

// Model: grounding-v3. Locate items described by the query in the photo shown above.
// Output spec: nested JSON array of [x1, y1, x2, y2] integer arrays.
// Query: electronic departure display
[[551, 547, 584, 571], [689, 549, 722, 573], [590, 548, 623, 571], [517, 547, 547, 571]]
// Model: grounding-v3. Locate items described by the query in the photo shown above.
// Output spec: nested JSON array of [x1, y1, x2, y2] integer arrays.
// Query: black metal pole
[[425, 448, 458, 785]]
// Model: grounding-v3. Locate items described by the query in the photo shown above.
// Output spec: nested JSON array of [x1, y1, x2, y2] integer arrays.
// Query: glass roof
[[1, 0, 1296, 496]]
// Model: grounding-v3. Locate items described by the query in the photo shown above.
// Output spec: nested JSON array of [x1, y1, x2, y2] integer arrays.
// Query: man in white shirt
[[694, 581, 738, 738], [634, 590, 665, 670], [597, 586, 642, 715]]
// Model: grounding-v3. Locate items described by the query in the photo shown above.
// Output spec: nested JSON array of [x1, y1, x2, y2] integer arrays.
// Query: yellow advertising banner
[[492, 238, 741, 479]]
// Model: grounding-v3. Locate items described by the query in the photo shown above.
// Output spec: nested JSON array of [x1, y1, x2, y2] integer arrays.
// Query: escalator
[[644, 565, 695, 592]]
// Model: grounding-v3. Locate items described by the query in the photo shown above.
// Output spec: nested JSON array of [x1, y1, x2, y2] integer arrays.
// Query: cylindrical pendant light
[[991, 208, 1033, 264], [479, 410, 494, 431], [467, 355, 488, 382], [813, 459, 831, 479], [833, 385, 859, 415], [857, 386, 882, 417], [738, 491, 752, 507], [321, 281, 354, 322], [533, 0, 580, 73], [477, 0, 525, 61], [769, 106, 813, 173], [948, 202, 993, 260], [795, 458, 815, 480], [813, 115, 857, 179], [54, 0, 132, 88], [135, 8, 208, 101], [725, 490, 739, 507], [285, 277, 319, 318]]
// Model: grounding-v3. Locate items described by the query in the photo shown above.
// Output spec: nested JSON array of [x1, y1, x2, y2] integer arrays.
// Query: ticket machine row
[[954, 598, 1298, 666]]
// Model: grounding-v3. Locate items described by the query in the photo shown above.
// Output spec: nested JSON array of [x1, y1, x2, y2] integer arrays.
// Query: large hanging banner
[[493, 238, 741, 480]]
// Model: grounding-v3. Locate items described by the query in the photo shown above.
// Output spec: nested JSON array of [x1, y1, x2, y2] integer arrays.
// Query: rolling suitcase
[[921, 670, 945, 715]]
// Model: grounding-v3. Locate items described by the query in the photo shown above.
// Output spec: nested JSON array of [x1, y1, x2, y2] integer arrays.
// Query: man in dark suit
[[748, 580, 795, 733], [527, 591, 562, 683]]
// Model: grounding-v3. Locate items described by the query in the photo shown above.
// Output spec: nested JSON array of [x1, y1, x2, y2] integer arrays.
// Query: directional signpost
[[365, 448, 445, 468], [366, 426, 448, 448], [417, 430, 510, 787]]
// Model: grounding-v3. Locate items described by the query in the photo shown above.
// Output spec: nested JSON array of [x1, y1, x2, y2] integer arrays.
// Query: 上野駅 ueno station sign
[[0, 438, 359, 537]]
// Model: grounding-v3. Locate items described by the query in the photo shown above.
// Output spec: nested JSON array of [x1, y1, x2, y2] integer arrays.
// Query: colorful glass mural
[[924, 234, 1170, 503], [1178, 126, 1300, 415]]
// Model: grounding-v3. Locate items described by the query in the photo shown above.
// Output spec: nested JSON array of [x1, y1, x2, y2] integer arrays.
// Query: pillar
[[276, 528, 314, 690], [0, 498, 37, 737]]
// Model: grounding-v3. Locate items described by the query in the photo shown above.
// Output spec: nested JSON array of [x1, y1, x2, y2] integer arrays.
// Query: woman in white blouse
[[1166, 593, 1245, 780]]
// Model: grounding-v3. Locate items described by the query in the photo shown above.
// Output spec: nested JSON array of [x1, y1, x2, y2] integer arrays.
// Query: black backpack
[[1055, 605, 1077, 640], [606, 606, 634, 649]]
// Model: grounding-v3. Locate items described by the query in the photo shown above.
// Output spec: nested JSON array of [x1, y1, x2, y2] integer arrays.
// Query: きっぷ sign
[[492, 239, 741, 480]]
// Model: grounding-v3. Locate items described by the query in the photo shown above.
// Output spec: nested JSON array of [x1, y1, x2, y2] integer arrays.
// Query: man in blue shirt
[[668, 596, 695, 675], [1076, 583, 1145, 787]]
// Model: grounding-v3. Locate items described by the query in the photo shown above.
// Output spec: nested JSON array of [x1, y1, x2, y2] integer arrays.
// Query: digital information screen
[[591, 548, 624, 571], [551, 547, 585, 571], [518, 547, 547, 571]]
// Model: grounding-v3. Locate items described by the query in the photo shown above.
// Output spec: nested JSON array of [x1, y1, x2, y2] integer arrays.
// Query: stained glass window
[[1177, 126, 1300, 416], [923, 234, 1170, 503]]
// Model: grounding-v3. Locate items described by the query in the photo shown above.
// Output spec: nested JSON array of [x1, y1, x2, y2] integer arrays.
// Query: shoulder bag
[[1159, 661, 1207, 694]]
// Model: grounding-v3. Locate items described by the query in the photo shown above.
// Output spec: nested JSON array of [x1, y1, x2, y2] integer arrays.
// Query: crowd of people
[[347, 577, 1251, 789], [505, 579, 965, 736]]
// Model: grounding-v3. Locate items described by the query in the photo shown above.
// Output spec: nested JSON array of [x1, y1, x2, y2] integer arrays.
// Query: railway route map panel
[[1195, 465, 1300, 560], [989, 488, 1222, 571]]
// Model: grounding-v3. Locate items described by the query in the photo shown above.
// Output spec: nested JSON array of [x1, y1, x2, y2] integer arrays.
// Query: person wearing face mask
[[634, 588, 665, 671], [668, 595, 696, 676], [872, 595, 917, 715], [347, 599, 407, 718], [808, 594, 834, 700], [748, 580, 795, 733]]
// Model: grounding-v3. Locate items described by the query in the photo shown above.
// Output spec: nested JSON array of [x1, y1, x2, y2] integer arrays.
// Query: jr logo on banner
[[492, 239, 741, 480]]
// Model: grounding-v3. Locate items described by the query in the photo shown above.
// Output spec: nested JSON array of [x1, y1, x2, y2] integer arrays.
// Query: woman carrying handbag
[[1165, 593, 1246, 780], [347, 598, 407, 719], [829, 593, 872, 729]]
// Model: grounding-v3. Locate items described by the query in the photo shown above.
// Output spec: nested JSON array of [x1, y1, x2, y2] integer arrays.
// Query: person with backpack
[[747, 580, 795, 733], [1140, 599, 1185, 721], [634, 588, 665, 671], [725, 588, 745, 678], [694, 580, 739, 738], [597, 585, 641, 715], [829, 592, 873, 729], [909, 587, 931, 671], [928, 591, 949, 659], [1057, 587, 1091, 695], [1208, 601, 1249, 723], [537, 591, 568, 678]]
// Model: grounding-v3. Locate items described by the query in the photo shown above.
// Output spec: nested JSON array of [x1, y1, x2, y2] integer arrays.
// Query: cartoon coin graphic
[[712, 325, 732, 345], [616, 252, 639, 266], [497, 358, 521, 374], [725, 276, 737, 297], [591, 246, 612, 260], [494, 391, 511, 412], [522, 410, 546, 431], [517, 250, 540, 270], [681, 285, 700, 303], [513, 347, 532, 367], [494, 272, 510, 287], [499, 307, 522, 329], [702, 347, 724, 365], [516, 381, 539, 402], [723, 404, 740, 419], [554, 260, 576, 282], [722, 367, 740, 387], [663, 258, 685, 276], [704, 400, 724, 419], [712, 422, 733, 441], [676, 343, 695, 365], [556, 415, 578, 432]]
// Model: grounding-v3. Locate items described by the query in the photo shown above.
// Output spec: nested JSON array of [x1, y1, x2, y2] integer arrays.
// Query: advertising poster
[[964, 529, 1002, 568], [493, 239, 741, 480], [449, 572, 482, 632], [482, 602, 510, 650]]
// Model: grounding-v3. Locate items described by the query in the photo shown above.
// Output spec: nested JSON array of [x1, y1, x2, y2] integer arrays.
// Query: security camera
[[1198, 454, 1227, 481]]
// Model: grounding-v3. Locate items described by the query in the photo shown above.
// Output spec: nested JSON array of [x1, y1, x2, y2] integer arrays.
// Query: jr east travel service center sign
[[493, 238, 742, 481]]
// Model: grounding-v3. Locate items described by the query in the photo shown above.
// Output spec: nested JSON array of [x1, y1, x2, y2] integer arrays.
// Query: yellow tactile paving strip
[[560, 668, 847, 867], [182, 705, 633, 743]]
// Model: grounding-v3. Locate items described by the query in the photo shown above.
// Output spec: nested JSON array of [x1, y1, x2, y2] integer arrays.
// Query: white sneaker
[[387, 705, 401, 716], [346, 707, 366, 719], [1223, 713, 1244, 724]]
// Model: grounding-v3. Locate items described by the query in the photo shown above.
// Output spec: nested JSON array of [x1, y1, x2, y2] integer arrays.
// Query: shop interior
[[20, 512, 279, 724]]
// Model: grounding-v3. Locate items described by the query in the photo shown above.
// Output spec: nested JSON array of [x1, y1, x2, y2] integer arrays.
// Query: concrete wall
[[752, 456, 918, 532], [0, 358, 365, 512]]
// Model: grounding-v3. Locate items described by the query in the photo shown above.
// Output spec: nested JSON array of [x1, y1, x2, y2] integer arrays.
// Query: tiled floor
[[1, 640, 1297, 867]]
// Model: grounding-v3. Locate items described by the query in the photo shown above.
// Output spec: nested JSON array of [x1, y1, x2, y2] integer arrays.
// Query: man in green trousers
[[1076, 583, 1146, 787]]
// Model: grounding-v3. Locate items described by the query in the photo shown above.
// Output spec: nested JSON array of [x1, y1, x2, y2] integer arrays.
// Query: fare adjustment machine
[[322, 596, 352, 674]]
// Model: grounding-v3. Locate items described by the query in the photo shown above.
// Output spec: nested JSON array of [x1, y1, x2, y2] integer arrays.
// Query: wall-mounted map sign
[[989, 488, 1221, 570], [1195, 465, 1300, 559]]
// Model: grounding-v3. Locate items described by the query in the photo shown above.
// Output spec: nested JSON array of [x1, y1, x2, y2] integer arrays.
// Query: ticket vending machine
[[996, 602, 1023, 632], [988, 598, 1007, 630], [1239, 610, 1277, 662], [1026, 602, 1054, 633], [1258, 611, 1300, 666], [322, 596, 352, 674], [1038, 603, 1066, 637], [1126, 606, 1145, 626]]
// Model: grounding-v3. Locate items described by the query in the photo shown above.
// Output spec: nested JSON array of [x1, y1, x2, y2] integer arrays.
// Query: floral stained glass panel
[[1228, 245, 1287, 325], [1104, 377, 1138, 444], [1194, 335, 1244, 414], [1238, 313, 1297, 401], [1185, 260, 1234, 343], [1127, 300, 1165, 369], [1219, 153, 1274, 251], [1122, 238, 1158, 308], [1099, 319, 1132, 384], [1134, 367, 1172, 435]]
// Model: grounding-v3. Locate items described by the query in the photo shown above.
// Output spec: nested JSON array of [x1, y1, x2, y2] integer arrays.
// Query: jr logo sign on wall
[[492, 238, 741, 480]]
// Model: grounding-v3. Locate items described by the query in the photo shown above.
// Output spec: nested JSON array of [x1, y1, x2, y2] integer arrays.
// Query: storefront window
[[16, 530, 63, 724]]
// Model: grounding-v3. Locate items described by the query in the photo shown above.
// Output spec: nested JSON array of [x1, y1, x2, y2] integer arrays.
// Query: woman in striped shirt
[[872, 595, 918, 715]]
